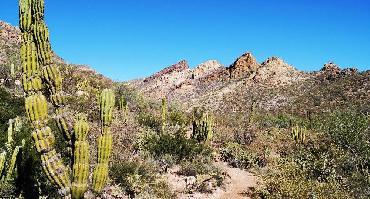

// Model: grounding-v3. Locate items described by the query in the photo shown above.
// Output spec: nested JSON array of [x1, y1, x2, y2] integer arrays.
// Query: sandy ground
[[177, 162, 257, 199]]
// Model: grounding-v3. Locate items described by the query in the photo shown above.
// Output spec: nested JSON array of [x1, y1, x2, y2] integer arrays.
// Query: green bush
[[110, 160, 174, 198], [137, 111, 162, 130], [168, 108, 189, 127], [137, 129, 212, 163], [257, 110, 370, 199], [220, 142, 257, 169]]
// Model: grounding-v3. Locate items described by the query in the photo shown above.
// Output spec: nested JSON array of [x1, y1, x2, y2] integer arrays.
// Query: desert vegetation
[[0, 0, 369, 199]]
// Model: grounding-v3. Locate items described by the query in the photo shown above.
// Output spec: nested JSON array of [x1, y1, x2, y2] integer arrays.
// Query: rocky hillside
[[130, 51, 310, 110], [130, 50, 369, 117]]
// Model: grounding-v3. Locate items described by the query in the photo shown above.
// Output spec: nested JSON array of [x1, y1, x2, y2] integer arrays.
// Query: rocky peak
[[321, 62, 341, 73], [319, 62, 341, 80], [261, 56, 287, 67], [228, 52, 260, 79], [144, 60, 189, 82], [192, 60, 223, 79]]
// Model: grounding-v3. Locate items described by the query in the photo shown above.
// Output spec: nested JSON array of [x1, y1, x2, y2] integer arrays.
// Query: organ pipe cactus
[[291, 125, 307, 144], [0, 118, 25, 183], [192, 110, 214, 143], [93, 89, 115, 192], [19, 0, 116, 198]]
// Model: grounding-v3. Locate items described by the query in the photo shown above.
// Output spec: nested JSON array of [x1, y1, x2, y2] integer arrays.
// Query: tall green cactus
[[291, 125, 307, 144], [192, 109, 214, 143], [161, 98, 167, 132], [72, 114, 90, 199], [92, 89, 115, 192], [0, 118, 25, 183], [19, 0, 116, 198]]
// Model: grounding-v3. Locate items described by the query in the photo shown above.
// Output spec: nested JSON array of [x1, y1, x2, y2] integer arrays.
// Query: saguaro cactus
[[93, 89, 115, 192], [192, 110, 214, 143], [19, 0, 116, 198]]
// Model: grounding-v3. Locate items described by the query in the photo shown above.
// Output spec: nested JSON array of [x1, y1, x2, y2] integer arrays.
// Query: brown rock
[[228, 52, 260, 79]]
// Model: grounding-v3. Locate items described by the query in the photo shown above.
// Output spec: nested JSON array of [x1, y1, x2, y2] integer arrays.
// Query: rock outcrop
[[228, 52, 260, 79], [191, 60, 223, 79]]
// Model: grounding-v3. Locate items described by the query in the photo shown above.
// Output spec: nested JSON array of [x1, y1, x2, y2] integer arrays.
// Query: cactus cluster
[[0, 118, 25, 183], [19, 0, 116, 198], [192, 110, 214, 143], [291, 125, 307, 144]]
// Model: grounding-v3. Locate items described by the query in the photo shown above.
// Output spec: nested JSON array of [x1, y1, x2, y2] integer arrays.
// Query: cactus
[[19, 0, 116, 197], [161, 98, 167, 132], [192, 109, 214, 143], [119, 96, 128, 122], [291, 125, 307, 144], [71, 114, 90, 199], [92, 89, 115, 192], [0, 118, 25, 183]]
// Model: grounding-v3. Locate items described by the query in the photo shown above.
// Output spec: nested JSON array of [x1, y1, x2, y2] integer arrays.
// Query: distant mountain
[[130, 51, 369, 115]]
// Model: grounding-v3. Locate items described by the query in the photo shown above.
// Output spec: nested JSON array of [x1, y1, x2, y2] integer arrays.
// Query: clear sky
[[1, 0, 370, 81]]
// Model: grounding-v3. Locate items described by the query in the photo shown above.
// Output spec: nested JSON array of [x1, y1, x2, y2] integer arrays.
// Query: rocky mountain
[[130, 51, 311, 111]]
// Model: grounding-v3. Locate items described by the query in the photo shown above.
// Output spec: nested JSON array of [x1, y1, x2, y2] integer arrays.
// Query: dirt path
[[217, 163, 257, 199], [178, 162, 257, 199]]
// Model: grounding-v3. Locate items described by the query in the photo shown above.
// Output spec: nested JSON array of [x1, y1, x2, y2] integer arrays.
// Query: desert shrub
[[179, 156, 217, 177], [137, 128, 212, 163], [168, 108, 189, 127], [110, 160, 174, 198], [179, 157, 226, 193], [137, 111, 162, 130], [116, 83, 149, 111], [258, 113, 310, 129], [255, 160, 351, 199], [256, 110, 370, 199], [0, 87, 24, 143], [220, 142, 257, 169], [258, 114, 292, 129]]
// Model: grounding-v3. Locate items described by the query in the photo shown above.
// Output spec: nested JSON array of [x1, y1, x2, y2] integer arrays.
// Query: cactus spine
[[192, 110, 214, 143], [93, 89, 115, 192], [0, 118, 25, 183], [291, 125, 307, 144], [161, 98, 167, 132]]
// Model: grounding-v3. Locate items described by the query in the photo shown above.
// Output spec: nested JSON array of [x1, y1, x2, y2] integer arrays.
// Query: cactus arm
[[30, 0, 72, 147], [92, 89, 115, 192], [5, 145, 21, 181]]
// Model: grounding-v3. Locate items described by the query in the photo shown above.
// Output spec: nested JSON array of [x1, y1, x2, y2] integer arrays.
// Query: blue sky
[[1, 0, 370, 81]]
